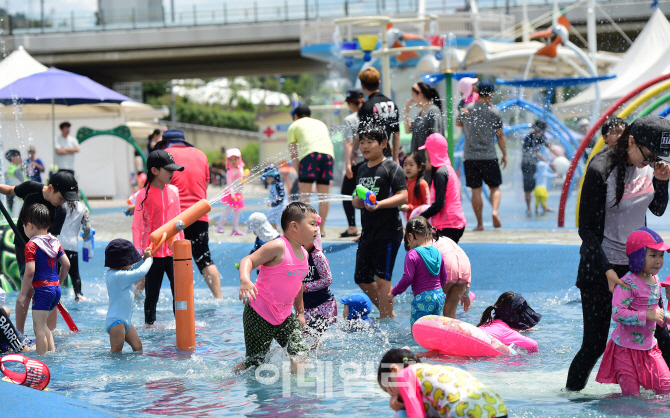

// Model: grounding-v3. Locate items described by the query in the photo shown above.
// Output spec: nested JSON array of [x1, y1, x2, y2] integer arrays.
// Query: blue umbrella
[[0, 67, 131, 105], [0, 67, 132, 166]]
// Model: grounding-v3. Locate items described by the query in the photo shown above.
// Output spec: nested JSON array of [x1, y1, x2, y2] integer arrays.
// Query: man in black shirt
[[353, 126, 407, 318], [354, 67, 400, 163], [0, 171, 78, 333]]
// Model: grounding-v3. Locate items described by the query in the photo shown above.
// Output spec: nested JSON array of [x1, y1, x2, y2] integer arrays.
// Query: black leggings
[[65, 250, 82, 296], [144, 256, 175, 325], [566, 265, 670, 391], [341, 162, 359, 228]]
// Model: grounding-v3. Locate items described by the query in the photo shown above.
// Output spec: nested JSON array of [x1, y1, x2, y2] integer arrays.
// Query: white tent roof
[[0, 46, 48, 90], [555, 8, 670, 118]]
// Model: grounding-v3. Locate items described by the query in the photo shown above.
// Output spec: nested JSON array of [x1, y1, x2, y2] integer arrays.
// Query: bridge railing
[[4, 0, 420, 35]]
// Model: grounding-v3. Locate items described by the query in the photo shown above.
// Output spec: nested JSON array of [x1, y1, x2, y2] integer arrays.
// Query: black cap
[[105, 239, 142, 268], [291, 104, 311, 118], [5, 149, 20, 162], [147, 150, 184, 172], [345, 89, 364, 102], [478, 80, 496, 94], [49, 171, 79, 201], [631, 115, 670, 161]]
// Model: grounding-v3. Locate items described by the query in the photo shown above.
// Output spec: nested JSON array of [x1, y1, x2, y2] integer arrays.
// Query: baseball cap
[[478, 80, 496, 94], [345, 89, 364, 102], [291, 104, 311, 118], [339, 292, 372, 321], [626, 227, 670, 254], [105, 238, 143, 269], [49, 171, 79, 201], [147, 150, 184, 172], [418, 133, 450, 167], [630, 115, 670, 161]]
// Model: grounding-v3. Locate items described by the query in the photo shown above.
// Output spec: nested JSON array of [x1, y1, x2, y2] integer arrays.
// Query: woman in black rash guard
[[566, 116, 670, 391]]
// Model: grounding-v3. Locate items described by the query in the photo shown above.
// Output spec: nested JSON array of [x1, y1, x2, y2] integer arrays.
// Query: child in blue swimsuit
[[105, 239, 153, 353]]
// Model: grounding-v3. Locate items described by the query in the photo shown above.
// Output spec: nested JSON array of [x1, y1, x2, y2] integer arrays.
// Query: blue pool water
[[6, 242, 670, 417]]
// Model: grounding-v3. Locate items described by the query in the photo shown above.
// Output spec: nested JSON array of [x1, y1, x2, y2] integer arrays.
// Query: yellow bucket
[[357, 35, 379, 51]]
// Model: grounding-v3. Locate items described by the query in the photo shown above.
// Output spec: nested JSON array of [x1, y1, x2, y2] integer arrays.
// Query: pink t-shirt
[[432, 237, 471, 284], [478, 319, 539, 353], [250, 236, 309, 325]]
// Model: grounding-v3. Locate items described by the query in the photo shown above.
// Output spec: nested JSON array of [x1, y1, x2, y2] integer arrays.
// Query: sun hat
[[246, 212, 280, 243], [419, 133, 450, 167], [493, 293, 542, 330], [626, 227, 670, 273], [156, 129, 194, 149], [105, 239, 142, 269]]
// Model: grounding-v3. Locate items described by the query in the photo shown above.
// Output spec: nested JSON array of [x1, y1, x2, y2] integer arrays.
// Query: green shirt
[[287, 117, 335, 159]]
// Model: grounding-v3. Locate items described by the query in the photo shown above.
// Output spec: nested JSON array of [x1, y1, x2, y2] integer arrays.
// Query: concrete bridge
[[1, 0, 664, 83]]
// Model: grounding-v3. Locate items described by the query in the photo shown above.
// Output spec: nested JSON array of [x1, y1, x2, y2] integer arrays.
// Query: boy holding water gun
[[353, 126, 407, 319]]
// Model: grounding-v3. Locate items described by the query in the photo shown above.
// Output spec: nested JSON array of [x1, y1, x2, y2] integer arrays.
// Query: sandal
[[340, 230, 360, 238]]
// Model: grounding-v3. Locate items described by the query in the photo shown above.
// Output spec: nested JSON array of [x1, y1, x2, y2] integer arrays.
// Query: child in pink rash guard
[[476, 292, 542, 353], [596, 227, 670, 396]]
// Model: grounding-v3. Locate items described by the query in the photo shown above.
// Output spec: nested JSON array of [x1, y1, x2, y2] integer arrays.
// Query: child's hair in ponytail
[[404, 216, 439, 251], [404, 152, 426, 199], [139, 167, 157, 211], [377, 348, 421, 387], [477, 292, 515, 327]]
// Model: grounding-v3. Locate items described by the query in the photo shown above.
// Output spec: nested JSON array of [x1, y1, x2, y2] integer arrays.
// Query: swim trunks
[[354, 236, 402, 284], [410, 289, 445, 326], [32, 286, 60, 311], [243, 304, 308, 369], [298, 152, 334, 185]]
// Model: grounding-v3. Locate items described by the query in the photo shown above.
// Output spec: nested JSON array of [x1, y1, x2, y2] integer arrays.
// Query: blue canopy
[[422, 72, 477, 85], [0, 67, 131, 105]]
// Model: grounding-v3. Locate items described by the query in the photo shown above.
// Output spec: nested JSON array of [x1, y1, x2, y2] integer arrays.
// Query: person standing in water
[[566, 116, 670, 392], [341, 89, 365, 238]]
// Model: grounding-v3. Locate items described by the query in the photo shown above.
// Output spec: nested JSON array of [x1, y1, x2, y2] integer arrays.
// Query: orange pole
[[174, 240, 196, 351], [149, 199, 211, 253]]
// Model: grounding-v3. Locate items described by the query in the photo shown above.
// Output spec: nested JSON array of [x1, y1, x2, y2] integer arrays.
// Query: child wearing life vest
[[377, 347, 508, 418], [17, 204, 70, 355], [596, 227, 670, 395], [236, 202, 318, 372], [132, 150, 184, 325], [477, 292, 542, 353], [217, 148, 246, 236], [388, 217, 447, 326]]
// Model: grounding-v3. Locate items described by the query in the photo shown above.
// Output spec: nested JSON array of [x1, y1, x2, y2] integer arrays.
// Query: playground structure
[[559, 73, 670, 227]]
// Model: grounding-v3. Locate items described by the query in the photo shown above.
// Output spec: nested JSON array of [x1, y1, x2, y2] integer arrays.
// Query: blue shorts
[[410, 289, 445, 326], [107, 320, 130, 334], [32, 286, 61, 311]]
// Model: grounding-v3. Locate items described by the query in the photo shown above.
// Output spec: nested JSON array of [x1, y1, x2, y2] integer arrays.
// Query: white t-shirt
[[54, 135, 79, 170], [57, 201, 87, 252]]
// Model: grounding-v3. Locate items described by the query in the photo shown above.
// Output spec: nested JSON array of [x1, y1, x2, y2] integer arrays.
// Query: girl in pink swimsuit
[[477, 292, 542, 353]]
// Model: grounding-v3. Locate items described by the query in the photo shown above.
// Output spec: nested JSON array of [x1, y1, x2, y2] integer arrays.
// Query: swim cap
[[339, 293, 372, 321], [494, 293, 541, 330], [626, 227, 670, 274]]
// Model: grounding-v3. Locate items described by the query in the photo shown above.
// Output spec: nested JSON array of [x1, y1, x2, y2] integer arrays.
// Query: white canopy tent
[[554, 8, 670, 118], [0, 46, 48, 90]]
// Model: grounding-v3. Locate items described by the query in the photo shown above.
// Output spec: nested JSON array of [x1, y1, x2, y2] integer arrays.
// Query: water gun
[[81, 229, 95, 262], [353, 185, 377, 206], [124, 191, 140, 216]]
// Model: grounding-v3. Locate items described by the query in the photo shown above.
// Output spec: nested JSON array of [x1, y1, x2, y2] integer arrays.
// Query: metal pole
[[193, 5, 197, 25], [254, 2, 258, 22], [285, 0, 289, 20], [71, 11, 74, 31], [417, 0, 425, 18], [40, 0, 44, 32], [170, 80, 176, 123], [305, 0, 308, 19], [132, 8, 136, 29], [224, 3, 227, 24], [521, 0, 529, 42], [52, 99, 56, 171], [171, 0, 175, 22], [381, 26, 392, 98], [445, 72, 454, 165], [587, 0, 597, 68]]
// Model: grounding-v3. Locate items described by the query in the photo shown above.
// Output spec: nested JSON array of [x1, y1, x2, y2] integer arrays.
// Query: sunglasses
[[637, 143, 661, 167]]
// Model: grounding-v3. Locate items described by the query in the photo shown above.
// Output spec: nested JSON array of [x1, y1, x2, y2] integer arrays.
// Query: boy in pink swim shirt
[[236, 202, 319, 372]]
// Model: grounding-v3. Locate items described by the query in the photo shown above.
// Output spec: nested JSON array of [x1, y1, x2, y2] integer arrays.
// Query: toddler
[[261, 164, 286, 229], [596, 227, 670, 395], [17, 204, 69, 355], [218, 148, 246, 235], [399, 152, 430, 222], [377, 348, 507, 418], [534, 160, 555, 215], [433, 236, 472, 318], [339, 292, 375, 331], [57, 200, 92, 302], [247, 212, 280, 255], [105, 239, 153, 353], [477, 292, 541, 353], [388, 217, 447, 326]]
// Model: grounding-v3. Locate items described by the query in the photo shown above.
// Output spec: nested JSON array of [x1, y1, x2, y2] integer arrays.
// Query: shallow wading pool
[[5, 242, 670, 417]]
